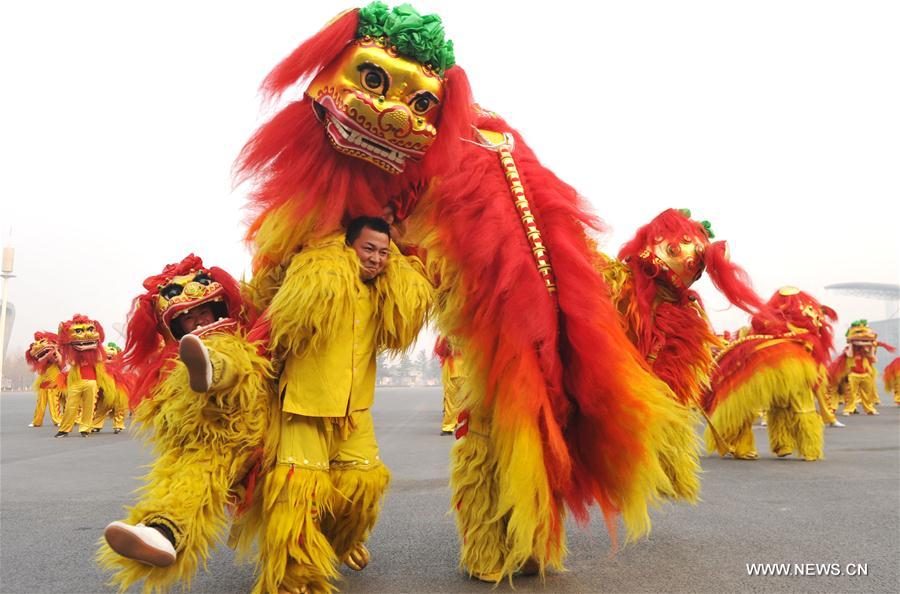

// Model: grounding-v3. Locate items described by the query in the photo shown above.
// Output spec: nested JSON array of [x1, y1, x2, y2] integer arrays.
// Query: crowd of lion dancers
[[21, 3, 899, 593]]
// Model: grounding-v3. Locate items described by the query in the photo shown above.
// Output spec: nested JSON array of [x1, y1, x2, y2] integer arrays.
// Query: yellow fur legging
[[766, 397, 824, 461], [31, 387, 63, 427], [253, 411, 390, 594], [98, 444, 260, 593], [708, 388, 824, 461], [98, 332, 272, 593], [449, 398, 567, 582]]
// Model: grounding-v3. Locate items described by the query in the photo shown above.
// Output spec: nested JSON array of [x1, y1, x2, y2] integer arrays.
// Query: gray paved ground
[[1, 387, 898, 594]]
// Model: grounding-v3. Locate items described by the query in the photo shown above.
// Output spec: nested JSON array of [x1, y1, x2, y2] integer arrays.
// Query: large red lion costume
[[235, 3, 699, 588]]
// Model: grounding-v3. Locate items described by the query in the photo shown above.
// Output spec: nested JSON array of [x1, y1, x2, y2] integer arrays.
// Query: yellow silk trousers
[[58, 379, 98, 433], [31, 388, 62, 426], [843, 373, 877, 415]]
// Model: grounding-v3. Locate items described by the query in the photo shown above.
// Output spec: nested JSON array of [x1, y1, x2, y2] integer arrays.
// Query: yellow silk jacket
[[269, 235, 431, 418]]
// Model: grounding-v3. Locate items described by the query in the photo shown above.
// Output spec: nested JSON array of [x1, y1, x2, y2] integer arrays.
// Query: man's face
[[177, 303, 217, 335], [351, 227, 390, 281]]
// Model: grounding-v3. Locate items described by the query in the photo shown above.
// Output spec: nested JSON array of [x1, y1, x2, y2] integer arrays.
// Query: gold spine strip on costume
[[497, 146, 557, 295]]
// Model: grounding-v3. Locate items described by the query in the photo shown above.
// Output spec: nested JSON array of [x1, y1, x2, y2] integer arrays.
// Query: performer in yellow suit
[[25, 331, 64, 428], [833, 321, 895, 416], [434, 336, 462, 435], [217, 217, 430, 594]]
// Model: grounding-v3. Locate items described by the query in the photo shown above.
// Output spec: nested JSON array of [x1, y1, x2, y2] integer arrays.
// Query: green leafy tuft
[[357, 2, 455, 75]]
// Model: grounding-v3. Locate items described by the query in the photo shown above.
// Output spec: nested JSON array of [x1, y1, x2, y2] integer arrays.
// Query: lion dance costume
[[99, 255, 272, 593], [598, 208, 775, 469], [25, 331, 64, 428], [831, 320, 895, 416], [236, 3, 699, 589], [55, 314, 127, 437], [704, 288, 838, 461], [234, 230, 431, 594], [883, 357, 900, 405]]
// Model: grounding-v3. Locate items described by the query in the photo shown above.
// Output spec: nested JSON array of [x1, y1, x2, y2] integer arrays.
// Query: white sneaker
[[104, 521, 176, 567], [828, 420, 846, 428], [27, 423, 35, 428], [179, 334, 212, 392]]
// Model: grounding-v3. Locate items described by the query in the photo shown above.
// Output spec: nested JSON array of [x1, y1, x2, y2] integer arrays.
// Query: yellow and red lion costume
[[884, 357, 900, 405], [25, 331, 64, 427], [829, 320, 895, 415], [237, 2, 699, 588], [98, 255, 273, 593], [704, 288, 838, 461], [56, 314, 128, 435], [600, 208, 771, 407], [598, 207, 775, 480]]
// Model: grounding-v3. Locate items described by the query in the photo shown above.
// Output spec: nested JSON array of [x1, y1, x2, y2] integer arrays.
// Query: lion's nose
[[382, 108, 411, 131]]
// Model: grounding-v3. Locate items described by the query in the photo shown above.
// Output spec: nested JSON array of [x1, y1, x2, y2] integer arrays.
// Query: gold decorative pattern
[[497, 146, 557, 296]]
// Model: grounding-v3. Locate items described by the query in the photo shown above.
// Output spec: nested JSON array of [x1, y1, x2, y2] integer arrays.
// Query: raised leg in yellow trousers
[[58, 379, 98, 434]]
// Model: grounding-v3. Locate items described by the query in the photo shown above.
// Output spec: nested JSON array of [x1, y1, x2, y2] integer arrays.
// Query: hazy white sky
[[2, 0, 898, 355]]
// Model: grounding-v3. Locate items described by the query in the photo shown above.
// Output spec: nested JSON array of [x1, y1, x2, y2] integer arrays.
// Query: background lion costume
[[704, 288, 838, 461], [25, 331, 64, 428]]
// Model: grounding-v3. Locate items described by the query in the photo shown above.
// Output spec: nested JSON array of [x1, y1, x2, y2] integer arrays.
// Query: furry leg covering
[[253, 465, 337, 594], [98, 333, 272, 593], [450, 408, 566, 581], [320, 464, 391, 562], [98, 447, 257, 593], [768, 390, 824, 461]]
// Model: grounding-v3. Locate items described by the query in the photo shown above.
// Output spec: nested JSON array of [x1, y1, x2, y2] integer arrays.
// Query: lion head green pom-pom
[[357, 2, 456, 75]]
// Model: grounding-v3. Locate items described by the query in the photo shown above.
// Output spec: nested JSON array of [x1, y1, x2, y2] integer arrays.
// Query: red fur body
[[751, 290, 836, 366], [238, 11, 694, 548]]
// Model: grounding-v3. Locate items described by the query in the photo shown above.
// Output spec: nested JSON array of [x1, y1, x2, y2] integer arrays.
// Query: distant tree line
[[2, 347, 34, 391], [377, 350, 442, 386]]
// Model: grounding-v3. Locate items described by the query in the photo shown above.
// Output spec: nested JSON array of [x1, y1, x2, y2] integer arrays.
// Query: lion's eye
[[194, 272, 212, 286], [358, 64, 389, 95], [410, 92, 438, 115], [161, 284, 183, 299]]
